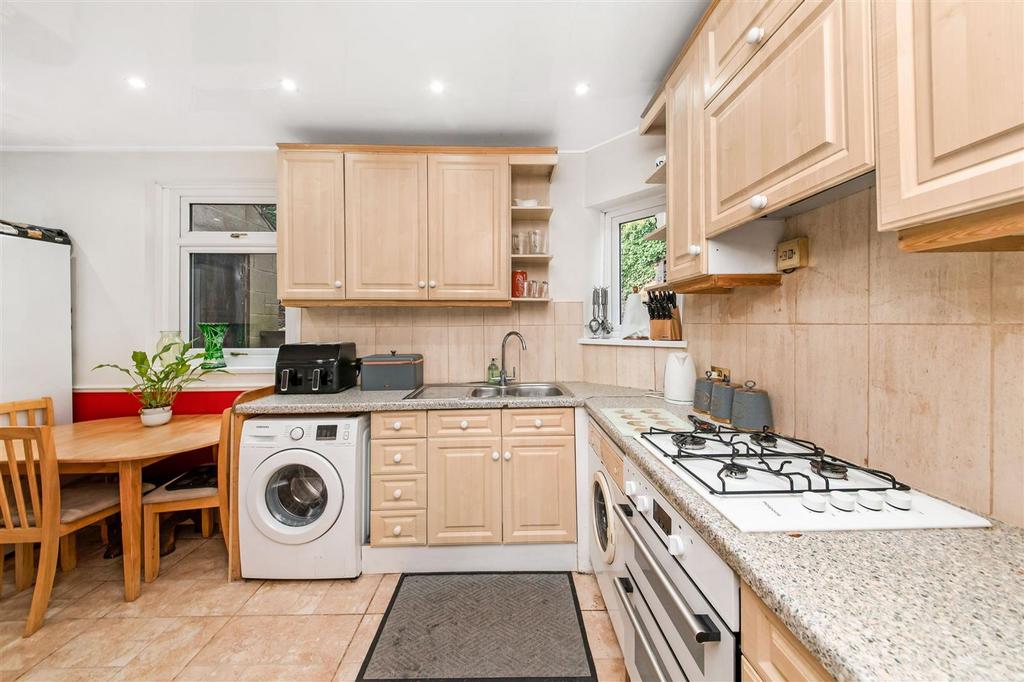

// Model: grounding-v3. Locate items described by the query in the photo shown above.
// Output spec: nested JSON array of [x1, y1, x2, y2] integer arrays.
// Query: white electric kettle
[[663, 352, 696, 405]]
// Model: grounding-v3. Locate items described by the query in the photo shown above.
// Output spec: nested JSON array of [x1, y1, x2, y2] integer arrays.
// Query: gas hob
[[636, 416, 991, 532]]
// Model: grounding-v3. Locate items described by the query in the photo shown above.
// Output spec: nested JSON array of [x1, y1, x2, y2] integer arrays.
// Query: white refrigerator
[[0, 224, 73, 424]]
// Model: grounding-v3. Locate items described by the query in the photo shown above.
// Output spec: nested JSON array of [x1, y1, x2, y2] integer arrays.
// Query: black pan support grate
[[640, 416, 911, 496]]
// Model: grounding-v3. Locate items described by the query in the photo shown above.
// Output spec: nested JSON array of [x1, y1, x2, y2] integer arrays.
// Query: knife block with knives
[[646, 291, 682, 341]]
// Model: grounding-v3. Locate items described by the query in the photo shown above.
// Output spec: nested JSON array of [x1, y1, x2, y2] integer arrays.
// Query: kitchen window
[[605, 198, 666, 325], [159, 185, 293, 374]]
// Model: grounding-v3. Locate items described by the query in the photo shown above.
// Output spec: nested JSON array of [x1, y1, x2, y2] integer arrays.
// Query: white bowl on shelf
[[513, 199, 539, 207]]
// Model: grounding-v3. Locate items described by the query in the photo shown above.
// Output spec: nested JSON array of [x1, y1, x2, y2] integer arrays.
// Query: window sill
[[576, 338, 687, 349]]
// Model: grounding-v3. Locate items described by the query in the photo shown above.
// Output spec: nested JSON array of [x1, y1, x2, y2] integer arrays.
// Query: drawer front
[[702, 0, 803, 103], [370, 439, 427, 474], [371, 411, 427, 439], [370, 509, 427, 547], [428, 409, 501, 437], [704, 0, 874, 236], [502, 408, 575, 436], [740, 582, 834, 682], [370, 473, 427, 511]]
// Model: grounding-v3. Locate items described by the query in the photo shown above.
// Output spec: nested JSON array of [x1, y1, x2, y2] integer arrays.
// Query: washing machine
[[589, 435, 629, 645], [239, 414, 368, 579]]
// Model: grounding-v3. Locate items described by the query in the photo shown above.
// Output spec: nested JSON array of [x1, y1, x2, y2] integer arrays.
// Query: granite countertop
[[235, 383, 1024, 681]]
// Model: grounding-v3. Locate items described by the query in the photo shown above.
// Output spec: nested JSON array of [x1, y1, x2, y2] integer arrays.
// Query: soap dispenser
[[487, 358, 500, 384]]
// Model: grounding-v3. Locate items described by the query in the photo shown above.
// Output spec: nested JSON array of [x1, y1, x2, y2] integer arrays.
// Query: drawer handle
[[459, 419, 469, 430], [393, 453, 403, 463], [392, 525, 402, 536], [492, 451, 500, 461], [393, 489, 403, 499], [392, 421, 402, 431], [533, 418, 543, 428], [749, 194, 768, 211], [745, 26, 765, 44], [504, 451, 511, 461]]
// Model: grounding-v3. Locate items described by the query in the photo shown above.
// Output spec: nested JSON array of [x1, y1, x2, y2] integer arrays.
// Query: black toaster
[[275, 343, 359, 394]]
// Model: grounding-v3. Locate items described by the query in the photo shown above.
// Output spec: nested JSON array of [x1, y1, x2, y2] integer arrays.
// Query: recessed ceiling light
[[125, 76, 147, 90], [280, 78, 298, 92], [429, 80, 445, 94], [574, 82, 590, 96]]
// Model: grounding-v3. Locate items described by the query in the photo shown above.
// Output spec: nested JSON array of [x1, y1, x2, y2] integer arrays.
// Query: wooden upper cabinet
[[875, 0, 1024, 233], [501, 435, 576, 544], [666, 49, 705, 282], [427, 155, 510, 300], [427, 437, 503, 545], [276, 151, 346, 301], [702, 0, 802, 103], [704, 0, 874, 237], [344, 153, 428, 299]]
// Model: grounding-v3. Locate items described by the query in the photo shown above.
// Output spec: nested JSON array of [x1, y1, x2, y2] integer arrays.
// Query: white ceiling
[[0, 0, 708, 151]]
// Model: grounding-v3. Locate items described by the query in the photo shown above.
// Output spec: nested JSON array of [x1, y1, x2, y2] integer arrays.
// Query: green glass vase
[[198, 322, 229, 369]]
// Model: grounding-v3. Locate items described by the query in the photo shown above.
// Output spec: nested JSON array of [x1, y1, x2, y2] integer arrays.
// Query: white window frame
[[603, 196, 666, 329], [156, 183, 297, 375]]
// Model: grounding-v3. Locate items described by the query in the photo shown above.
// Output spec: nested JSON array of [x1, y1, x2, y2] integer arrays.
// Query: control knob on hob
[[801, 491, 827, 513], [667, 534, 686, 557], [885, 489, 912, 510], [829, 490, 856, 512]]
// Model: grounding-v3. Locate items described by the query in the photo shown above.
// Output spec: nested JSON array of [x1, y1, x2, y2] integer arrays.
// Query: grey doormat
[[357, 572, 597, 682]]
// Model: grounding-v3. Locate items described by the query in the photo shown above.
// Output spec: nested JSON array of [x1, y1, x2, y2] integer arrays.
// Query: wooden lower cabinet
[[501, 436, 576, 544], [741, 582, 834, 682], [426, 437, 503, 545]]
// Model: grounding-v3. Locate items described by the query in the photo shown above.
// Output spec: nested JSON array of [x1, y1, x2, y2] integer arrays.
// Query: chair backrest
[[216, 408, 231, 496], [0, 398, 55, 427], [0, 426, 60, 538]]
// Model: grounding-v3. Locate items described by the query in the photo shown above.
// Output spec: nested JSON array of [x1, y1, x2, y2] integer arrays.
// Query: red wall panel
[[72, 390, 243, 422]]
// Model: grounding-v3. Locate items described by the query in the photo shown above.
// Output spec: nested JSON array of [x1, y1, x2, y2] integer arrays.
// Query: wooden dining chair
[[142, 408, 231, 582], [0, 425, 122, 635]]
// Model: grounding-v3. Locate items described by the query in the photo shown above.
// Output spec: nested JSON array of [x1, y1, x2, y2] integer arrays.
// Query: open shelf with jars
[[510, 155, 556, 303]]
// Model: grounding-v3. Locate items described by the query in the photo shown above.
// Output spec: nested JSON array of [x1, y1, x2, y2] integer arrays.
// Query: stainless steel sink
[[406, 382, 567, 400]]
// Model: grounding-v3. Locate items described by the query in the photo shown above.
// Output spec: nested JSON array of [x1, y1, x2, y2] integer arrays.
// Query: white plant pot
[[140, 406, 173, 427]]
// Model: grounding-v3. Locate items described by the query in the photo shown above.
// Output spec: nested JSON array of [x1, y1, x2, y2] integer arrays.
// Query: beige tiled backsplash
[[681, 189, 1024, 527], [301, 187, 1022, 528]]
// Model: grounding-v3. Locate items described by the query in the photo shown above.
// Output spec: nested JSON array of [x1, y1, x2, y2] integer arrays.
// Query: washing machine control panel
[[289, 427, 304, 440], [316, 424, 338, 440]]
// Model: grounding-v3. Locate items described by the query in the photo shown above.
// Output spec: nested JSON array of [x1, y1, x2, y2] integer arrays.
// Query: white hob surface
[[636, 424, 991, 533]]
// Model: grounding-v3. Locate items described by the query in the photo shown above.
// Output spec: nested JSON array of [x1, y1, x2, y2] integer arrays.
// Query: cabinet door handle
[[418, 280, 426, 288], [392, 421, 402, 431], [749, 194, 768, 211], [428, 280, 437, 288], [393, 488, 403, 499], [533, 418, 543, 428], [745, 26, 765, 44], [333, 280, 342, 289], [392, 525, 402, 536], [687, 244, 702, 256], [459, 419, 469, 430], [503, 451, 512, 461], [392, 453, 402, 463], [492, 451, 500, 461]]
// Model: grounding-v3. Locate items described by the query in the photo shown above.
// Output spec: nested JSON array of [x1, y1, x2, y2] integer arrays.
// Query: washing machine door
[[592, 470, 616, 565], [246, 448, 344, 545]]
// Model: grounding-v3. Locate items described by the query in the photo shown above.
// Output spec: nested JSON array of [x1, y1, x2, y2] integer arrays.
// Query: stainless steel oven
[[612, 462, 738, 682]]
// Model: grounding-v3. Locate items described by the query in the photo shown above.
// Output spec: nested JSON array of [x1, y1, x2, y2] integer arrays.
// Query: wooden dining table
[[49, 414, 222, 601]]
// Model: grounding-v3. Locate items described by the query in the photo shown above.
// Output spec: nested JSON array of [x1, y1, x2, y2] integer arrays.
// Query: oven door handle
[[614, 503, 721, 644], [614, 576, 671, 682]]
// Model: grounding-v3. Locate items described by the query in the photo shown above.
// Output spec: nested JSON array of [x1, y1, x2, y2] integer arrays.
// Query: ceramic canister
[[693, 371, 718, 414], [731, 380, 773, 431], [709, 380, 739, 423]]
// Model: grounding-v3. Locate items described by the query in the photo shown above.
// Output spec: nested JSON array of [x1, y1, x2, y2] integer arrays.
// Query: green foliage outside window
[[619, 216, 666, 309]]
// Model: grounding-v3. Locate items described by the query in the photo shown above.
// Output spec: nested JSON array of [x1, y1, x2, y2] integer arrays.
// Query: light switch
[[776, 237, 809, 273]]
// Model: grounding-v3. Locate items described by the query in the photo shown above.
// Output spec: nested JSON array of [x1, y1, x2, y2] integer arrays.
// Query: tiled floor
[[0, 528, 624, 681]]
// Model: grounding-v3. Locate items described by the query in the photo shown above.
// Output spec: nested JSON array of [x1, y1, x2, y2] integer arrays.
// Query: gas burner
[[688, 416, 717, 434], [720, 462, 748, 479], [750, 432, 778, 448], [672, 433, 707, 450], [810, 458, 848, 480]]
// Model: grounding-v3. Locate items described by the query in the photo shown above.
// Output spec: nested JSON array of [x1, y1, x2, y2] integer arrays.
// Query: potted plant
[[95, 341, 227, 426]]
